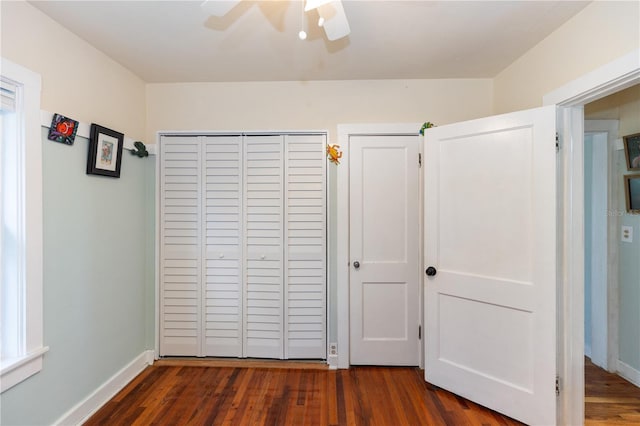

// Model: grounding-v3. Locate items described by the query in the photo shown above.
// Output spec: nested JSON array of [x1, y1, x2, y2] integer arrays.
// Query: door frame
[[336, 123, 423, 369], [544, 48, 640, 425]]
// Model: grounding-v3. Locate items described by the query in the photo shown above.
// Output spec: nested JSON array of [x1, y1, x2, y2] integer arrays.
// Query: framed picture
[[87, 124, 124, 178], [624, 174, 640, 214], [623, 132, 640, 171], [47, 113, 79, 145]]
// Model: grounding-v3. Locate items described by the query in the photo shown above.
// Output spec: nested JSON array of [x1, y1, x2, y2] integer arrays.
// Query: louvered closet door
[[244, 135, 285, 359], [203, 136, 243, 356], [285, 134, 327, 359], [160, 136, 202, 356]]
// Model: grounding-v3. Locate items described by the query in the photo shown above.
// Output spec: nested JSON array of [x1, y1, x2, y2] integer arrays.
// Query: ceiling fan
[[201, 0, 351, 41]]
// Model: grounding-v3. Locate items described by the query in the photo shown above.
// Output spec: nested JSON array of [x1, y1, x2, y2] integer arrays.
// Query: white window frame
[[0, 58, 47, 393]]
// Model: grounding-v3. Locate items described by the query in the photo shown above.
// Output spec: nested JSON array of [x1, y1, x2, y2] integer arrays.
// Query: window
[[0, 58, 47, 393]]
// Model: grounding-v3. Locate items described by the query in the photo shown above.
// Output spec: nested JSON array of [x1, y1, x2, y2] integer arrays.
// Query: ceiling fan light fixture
[[304, 0, 333, 12]]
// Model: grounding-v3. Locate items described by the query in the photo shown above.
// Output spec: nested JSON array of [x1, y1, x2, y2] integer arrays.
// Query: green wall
[[0, 130, 153, 425], [617, 148, 640, 370]]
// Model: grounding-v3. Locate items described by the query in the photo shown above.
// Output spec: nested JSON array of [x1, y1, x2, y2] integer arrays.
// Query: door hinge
[[555, 375, 560, 396], [418, 325, 422, 340], [418, 153, 422, 168], [555, 133, 560, 152]]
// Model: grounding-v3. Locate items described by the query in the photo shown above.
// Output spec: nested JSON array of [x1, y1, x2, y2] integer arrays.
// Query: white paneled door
[[159, 133, 326, 360], [424, 106, 557, 425], [349, 135, 420, 366]]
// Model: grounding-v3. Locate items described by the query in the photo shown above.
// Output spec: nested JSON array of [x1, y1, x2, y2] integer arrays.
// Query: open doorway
[[583, 85, 640, 420]]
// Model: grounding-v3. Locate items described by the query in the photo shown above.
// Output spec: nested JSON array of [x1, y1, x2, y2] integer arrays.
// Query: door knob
[[353, 261, 360, 269], [425, 266, 437, 276]]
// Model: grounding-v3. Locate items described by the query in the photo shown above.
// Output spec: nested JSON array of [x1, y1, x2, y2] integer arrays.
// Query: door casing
[[544, 48, 640, 425]]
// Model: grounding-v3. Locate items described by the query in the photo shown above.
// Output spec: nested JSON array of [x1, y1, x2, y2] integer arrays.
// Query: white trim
[[617, 360, 640, 388], [544, 49, 640, 426], [39, 110, 157, 155], [336, 123, 421, 369], [327, 354, 338, 370], [557, 105, 586, 426], [53, 350, 154, 426], [0, 57, 45, 394], [154, 133, 161, 359], [0, 346, 49, 393], [544, 49, 640, 107]]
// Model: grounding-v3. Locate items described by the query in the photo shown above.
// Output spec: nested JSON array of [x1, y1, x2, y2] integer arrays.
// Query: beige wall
[[586, 85, 640, 137], [146, 79, 493, 143], [1, 1, 146, 139], [494, 1, 640, 114]]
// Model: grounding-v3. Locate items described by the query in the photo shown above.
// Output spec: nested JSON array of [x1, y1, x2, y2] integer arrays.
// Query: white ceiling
[[28, 0, 590, 83]]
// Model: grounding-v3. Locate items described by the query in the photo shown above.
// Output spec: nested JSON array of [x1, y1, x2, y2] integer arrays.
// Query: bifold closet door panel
[[160, 136, 202, 356], [203, 136, 243, 357], [244, 135, 285, 359], [285, 134, 327, 359]]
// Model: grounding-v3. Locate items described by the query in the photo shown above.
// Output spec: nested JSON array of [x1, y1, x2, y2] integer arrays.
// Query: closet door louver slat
[[285, 134, 327, 359], [160, 136, 202, 356]]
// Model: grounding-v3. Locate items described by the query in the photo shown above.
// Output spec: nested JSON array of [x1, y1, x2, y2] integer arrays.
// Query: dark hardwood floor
[[585, 358, 640, 425], [85, 361, 523, 425], [85, 358, 640, 425]]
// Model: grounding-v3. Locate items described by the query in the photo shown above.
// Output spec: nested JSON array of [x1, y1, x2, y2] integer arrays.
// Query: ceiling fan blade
[[317, 1, 350, 41], [201, 0, 241, 17]]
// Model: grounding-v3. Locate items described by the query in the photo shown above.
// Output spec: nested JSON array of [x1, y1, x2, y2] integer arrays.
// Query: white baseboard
[[327, 354, 338, 370], [54, 350, 155, 426], [617, 360, 640, 388]]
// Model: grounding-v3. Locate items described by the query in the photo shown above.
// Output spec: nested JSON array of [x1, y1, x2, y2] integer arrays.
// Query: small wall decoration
[[419, 122, 436, 136], [326, 144, 342, 165], [87, 124, 124, 178], [47, 113, 79, 145], [623, 133, 640, 171], [624, 174, 640, 214], [129, 141, 149, 158]]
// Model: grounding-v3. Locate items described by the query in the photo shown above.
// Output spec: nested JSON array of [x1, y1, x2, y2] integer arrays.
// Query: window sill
[[0, 346, 49, 393]]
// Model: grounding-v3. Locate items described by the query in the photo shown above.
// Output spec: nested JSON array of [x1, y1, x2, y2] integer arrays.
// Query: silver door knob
[[353, 261, 360, 269]]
